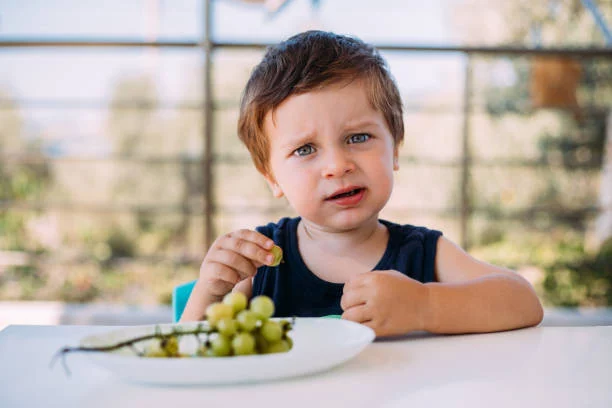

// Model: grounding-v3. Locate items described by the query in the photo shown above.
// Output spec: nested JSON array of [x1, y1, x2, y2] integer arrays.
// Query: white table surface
[[1, 324, 611, 408]]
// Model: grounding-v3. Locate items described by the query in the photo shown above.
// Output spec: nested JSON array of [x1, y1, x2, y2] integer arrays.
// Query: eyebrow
[[343, 118, 386, 132], [278, 132, 316, 151], [277, 118, 386, 149]]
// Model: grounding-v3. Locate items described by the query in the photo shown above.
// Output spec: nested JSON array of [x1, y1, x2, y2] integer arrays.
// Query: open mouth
[[327, 188, 364, 200]]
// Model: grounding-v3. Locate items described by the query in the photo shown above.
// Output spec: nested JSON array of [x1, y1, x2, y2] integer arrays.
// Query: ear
[[263, 173, 284, 198], [393, 146, 400, 171]]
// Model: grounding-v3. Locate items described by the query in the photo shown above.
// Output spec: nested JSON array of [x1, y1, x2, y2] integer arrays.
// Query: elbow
[[520, 284, 544, 328], [530, 297, 544, 327], [510, 273, 545, 328], [525, 278, 545, 327], [509, 294, 543, 330], [505, 275, 545, 329]]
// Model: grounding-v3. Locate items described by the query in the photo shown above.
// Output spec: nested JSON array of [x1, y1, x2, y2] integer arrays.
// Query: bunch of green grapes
[[143, 292, 292, 358], [199, 293, 293, 357]]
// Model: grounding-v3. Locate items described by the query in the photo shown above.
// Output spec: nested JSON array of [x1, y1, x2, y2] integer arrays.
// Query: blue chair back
[[172, 280, 197, 322]]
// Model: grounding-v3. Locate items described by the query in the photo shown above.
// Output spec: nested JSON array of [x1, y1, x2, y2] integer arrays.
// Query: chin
[[322, 210, 380, 232]]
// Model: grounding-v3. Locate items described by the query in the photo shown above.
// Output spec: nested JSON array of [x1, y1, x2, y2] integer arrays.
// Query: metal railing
[[1, 0, 611, 254]]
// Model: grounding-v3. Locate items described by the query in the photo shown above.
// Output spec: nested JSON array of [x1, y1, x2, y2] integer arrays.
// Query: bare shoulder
[[434, 236, 516, 283]]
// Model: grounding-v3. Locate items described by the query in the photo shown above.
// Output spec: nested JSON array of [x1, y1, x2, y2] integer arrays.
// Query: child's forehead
[[266, 79, 374, 123], [262, 82, 388, 144], [265, 83, 380, 127]]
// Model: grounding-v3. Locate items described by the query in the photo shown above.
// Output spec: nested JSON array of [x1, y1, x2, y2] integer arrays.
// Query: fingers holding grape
[[198, 230, 284, 303], [218, 230, 279, 267]]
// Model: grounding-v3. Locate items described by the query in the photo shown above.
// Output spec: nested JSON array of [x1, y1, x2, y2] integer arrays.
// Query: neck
[[298, 216, 385, 254]]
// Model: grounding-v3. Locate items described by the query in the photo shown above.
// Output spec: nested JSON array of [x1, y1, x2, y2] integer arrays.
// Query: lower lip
[[327, 189, 365, 206]]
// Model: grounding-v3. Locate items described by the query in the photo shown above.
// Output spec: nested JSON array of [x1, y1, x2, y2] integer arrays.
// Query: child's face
[[262, 80, 399, 231]]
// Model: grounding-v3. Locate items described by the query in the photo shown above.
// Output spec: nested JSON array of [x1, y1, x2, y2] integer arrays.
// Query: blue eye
[[294, 144, 315, 157], [348, 133, 370, 144]]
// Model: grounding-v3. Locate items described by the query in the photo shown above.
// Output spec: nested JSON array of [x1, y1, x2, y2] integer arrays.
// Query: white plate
[[80, 317, 375, 385]]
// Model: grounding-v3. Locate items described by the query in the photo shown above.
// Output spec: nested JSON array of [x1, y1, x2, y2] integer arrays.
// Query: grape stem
[[50, 317, 297, 377], [49, 325, 213, 376]]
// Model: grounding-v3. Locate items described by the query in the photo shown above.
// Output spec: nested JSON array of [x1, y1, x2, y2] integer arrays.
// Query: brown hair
[[238, 30, 404, 176]]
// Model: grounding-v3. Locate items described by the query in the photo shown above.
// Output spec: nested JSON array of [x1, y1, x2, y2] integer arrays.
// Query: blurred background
[[1, 0, 611, 327]]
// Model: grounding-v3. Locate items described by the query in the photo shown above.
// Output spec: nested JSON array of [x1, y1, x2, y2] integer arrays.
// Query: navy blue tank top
[[252, 217, 442, 317]]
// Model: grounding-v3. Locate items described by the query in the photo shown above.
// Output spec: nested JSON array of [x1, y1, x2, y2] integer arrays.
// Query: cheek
[[369, 160, 395, 195], [273, 164, 306, 191], [370, 156, 395, 178]]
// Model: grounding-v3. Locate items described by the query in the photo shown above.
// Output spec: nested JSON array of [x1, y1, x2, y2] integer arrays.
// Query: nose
[[321, 148, 355, 179]]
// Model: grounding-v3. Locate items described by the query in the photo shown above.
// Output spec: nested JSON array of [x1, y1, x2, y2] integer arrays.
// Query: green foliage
[[0, 265, 45, 300], [542, 239, 612, 307], [471, 49, 611, 307], [473, 231, 612, 307], [0, 159, 51, 250], [59, 277, 100, 303], [0, 214, 26, 251], [484, 59, 531, 116], [538, 112, 607, 170], [106, 229, 136, 259]]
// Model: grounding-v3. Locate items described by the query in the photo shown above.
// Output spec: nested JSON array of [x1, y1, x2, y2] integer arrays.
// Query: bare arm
[[424, 237, 544, 334], [180, 280, 215, 321], [181, 278, 253, 321]]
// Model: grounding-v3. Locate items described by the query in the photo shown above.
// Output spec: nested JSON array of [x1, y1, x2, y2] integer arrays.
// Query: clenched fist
[[341, 270, 431, 337]]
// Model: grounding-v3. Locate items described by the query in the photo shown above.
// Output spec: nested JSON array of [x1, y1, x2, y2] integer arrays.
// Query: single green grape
[[143, 340, 166, 358], [279, 319, 292, 332], [265, 339, 291, 354], [236, 310, 259, 332], [143, 340, 160, 353], [210, 334, 232, 357], [196, 344, 209, 357], [160, 336, 180, 357], [232, 332, 256, 355], [206, 302, 234, 328], [253, 332, 270, 354], [250, 295, 275, 320], [270, 245, 283, 266], [260, 320, 283, 342], [223, 292, 248, 315], [144, 350, 167, 358], [216, 317, 238, 337]]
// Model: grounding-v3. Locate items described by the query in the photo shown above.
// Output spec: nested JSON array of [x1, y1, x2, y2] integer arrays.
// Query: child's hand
[[340, 270, 430, 337], [198, 229, 276, 303]]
